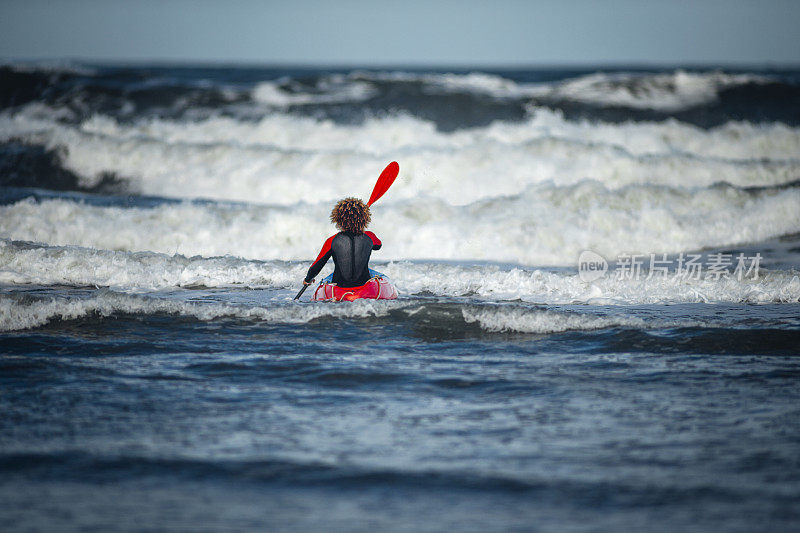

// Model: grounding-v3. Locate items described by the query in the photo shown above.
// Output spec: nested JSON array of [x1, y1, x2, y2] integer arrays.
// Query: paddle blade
[[367, 161, 399, 206]]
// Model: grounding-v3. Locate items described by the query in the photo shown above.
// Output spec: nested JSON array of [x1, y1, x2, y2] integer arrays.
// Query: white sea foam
[[0, 287, 700, 334], [461, 306, 648, 334], [2, 70, 798, 299], [459, 303, 784, 334], [2, 240, 798, 305], [2, 106, 799, 207], [3, 280, 791, 334], [0, 290, 403, 332], [2, 67, 797, 338], [3, 176, 797, 266], [383, 263, 800, 305], [540, 70, 769, 111], [360, 70, 528, 98], [0, 239, 302, 289], [252, 76, 377, 106], [357, 70, 770, 111], [72, 107, 800, 162], [5, 66, 763, 112], [30, 104, 800, 160]]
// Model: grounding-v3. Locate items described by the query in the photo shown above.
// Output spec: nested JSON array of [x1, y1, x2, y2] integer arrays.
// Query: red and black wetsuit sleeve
[[304, 234, 335, 283], [365, 231, 382, 250]]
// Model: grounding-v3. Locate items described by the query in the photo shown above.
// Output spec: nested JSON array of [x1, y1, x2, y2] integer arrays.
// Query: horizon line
[[4, 57, 800, 71]]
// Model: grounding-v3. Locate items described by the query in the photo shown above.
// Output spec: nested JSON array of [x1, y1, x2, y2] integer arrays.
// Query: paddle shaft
[[293, 284, 310, 300]]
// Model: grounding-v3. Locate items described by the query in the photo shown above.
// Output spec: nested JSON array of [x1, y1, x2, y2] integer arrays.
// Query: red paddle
[[367, 161, 399, 206]]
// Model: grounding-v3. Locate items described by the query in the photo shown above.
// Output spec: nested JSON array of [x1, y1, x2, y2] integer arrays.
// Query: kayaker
[[303, 197, 384, 289]]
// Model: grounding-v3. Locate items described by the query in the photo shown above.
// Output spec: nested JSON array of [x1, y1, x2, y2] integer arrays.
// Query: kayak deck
[[312, 277, 398, 302]]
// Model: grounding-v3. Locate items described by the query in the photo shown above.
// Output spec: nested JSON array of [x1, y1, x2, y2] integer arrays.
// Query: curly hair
[[330, 197, 371, 233]]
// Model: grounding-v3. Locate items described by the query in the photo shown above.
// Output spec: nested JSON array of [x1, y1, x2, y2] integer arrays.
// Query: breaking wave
[[2, 176, 798, 266], [2, 240, 798, 307], [2, 106, 800, 207]]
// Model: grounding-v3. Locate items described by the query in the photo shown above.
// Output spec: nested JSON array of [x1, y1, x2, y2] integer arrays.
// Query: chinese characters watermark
[[578, 251, 762, 282]]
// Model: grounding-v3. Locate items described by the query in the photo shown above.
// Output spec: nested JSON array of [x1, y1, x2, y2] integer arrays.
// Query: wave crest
[[2, 240, 799, 305]]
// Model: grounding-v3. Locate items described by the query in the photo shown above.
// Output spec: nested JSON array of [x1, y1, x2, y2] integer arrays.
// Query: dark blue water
[[2, 62, 800, 531], [2, 297, 800, 531]]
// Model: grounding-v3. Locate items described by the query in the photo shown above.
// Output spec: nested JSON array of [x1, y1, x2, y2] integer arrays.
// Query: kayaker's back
[[331, 231, 374, 287]]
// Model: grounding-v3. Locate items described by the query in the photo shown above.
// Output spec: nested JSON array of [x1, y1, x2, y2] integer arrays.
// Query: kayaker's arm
[[305, 235, 335, 283], [365, 231, 382, 250]]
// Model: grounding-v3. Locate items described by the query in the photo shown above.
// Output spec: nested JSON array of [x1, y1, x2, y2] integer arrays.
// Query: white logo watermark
[[578, 251, 762, 282], [578, 250, 609, 282]]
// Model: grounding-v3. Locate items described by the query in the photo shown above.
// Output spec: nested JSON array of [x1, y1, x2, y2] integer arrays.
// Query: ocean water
[[1, 63, 800, 532]]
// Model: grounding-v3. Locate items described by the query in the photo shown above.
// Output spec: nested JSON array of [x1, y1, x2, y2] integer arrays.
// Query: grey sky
[[1, 0, 798, 66]]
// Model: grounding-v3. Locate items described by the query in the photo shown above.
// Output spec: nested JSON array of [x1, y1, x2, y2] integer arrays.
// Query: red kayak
[[312, 277, 398, 302]]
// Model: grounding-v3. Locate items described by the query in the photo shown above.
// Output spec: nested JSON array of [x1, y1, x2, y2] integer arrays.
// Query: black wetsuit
[[305, 231, 382, 288]]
